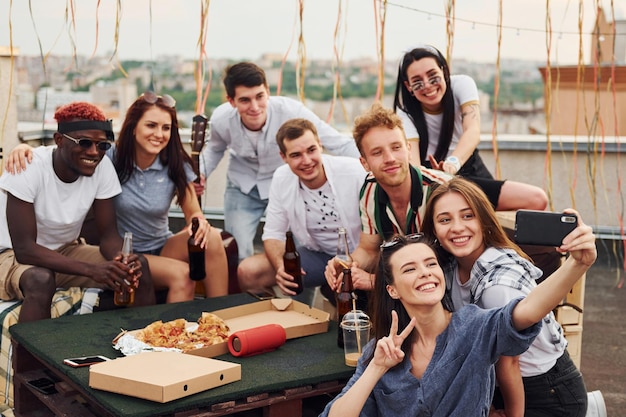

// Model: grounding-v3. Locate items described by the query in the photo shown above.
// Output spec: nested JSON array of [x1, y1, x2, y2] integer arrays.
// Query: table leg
[[12, 341, 48, 415], [264, 398, 302, 417]]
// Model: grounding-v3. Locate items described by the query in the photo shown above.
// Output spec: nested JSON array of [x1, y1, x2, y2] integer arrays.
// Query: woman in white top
[[393, 45, 548, 211]]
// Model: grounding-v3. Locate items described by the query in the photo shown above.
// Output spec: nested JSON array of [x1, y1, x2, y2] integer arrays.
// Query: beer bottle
[[283, 231, 303, 295], [188, 217, 206, 281], [114, 232, 135, 306], [336, 268, 357, 348], [333, 227, 352, 275]]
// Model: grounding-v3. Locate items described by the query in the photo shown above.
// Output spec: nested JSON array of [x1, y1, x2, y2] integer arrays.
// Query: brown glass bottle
[[336, 268, 357, 348], [283, 231, 303, 295], [188, 217, 206, 281], [114, 232, 135, 306]]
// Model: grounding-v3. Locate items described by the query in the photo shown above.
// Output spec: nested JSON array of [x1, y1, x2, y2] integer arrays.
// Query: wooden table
[[10, 293, 354, 417]]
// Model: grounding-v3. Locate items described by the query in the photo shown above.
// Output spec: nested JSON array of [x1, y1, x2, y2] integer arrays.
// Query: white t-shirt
[[0, 146, 121, 251], [399, 74, 479, 159], [300, 181, 340, 254]]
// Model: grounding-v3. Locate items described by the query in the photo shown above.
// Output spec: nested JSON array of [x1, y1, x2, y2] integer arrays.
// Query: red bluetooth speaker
[[228, 324, 287, 357]]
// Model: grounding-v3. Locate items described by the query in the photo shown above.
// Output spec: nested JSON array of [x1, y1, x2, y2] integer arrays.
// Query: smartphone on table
[[63, 355, 111, 368], [514, 210, 577, 247], [247, 288, 276, 301]]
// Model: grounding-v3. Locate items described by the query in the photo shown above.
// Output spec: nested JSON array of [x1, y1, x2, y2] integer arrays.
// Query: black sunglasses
[[140, 91, 176, 108], [62, 133, 112, 151], [380, 233, 425, 250]]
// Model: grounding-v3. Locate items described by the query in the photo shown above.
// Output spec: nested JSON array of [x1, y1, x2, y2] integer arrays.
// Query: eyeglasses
[[409, 75, 442, 92], [380, 233, 424, 250], [62, 133, 112, 151], [140, 91, 176, 108]]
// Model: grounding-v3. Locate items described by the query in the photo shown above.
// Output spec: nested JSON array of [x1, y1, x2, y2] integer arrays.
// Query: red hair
[[54, 102, 107, 123]]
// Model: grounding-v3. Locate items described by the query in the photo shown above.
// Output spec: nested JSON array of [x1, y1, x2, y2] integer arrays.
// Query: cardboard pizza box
[[89, 351, 241, 402], [115, 298, 330, 358]]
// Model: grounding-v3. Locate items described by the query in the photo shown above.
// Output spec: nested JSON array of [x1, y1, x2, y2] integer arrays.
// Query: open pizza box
[[111, 298, 330, 358], [188, 298, 330, 357]]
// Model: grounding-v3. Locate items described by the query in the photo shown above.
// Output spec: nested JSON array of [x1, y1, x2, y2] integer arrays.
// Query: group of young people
[[0, 45, 596, 416]]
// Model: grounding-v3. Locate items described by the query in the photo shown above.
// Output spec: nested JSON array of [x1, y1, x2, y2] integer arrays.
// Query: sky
[[1, 0, 625, 66]]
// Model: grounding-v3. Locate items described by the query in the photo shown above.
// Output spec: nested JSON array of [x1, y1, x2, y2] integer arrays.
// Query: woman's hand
[[558, 209, 597, 267], [5, 144, 34, 174], [189, 216, 213, 248], [372, 310, 416, 370]]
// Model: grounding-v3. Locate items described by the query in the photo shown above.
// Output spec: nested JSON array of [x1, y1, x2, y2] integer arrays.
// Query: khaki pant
[[0, 241, 109, 300]]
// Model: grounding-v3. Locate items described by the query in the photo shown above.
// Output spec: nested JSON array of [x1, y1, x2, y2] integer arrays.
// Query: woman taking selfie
[[421, 177, 590, 417], [320, 210, 595, 416]]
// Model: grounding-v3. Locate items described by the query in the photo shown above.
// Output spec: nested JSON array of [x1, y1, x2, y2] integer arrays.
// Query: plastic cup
[[340, 310, 371, 367]]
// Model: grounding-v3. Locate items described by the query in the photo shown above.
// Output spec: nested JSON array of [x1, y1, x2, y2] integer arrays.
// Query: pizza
[[137, 313, 230, 352]]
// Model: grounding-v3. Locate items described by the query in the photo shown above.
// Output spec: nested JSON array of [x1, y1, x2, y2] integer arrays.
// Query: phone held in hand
[[514, 210, 577, 247], [63, 355, 111, 368]]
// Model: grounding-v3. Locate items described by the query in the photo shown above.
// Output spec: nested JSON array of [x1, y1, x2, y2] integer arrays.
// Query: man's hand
[[92, 253, 142, 292], [275, 266, 306, 296], [193, 175, 206, 196], [350, 262, 374, 291]]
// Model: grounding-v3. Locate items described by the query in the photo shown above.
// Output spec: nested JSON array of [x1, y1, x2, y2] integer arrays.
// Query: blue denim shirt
[[320, 300, 541, 417]]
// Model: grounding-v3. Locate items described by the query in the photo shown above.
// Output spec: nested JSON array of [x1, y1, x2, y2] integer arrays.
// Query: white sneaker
[[586, 391, 607, 417]]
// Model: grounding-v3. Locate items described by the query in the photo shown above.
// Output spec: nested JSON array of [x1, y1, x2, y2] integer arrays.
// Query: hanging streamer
[[606, 0, 625, 282], [326, 0, 350, 126], [296, 0, 307, 102], [373, 0, 387, 101], [195, 0, 212, 114], [108, 1, 127, 77], [276, 3, 298, 96], [490, 0, 502, 179], [444, 0, 455, 66], [543, 0, 554, 210]]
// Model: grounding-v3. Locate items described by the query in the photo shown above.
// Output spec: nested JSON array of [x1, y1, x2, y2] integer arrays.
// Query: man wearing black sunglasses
[[0, 101, 155, 323]]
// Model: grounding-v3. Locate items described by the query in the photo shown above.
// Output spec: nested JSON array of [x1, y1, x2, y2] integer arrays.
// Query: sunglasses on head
[[380, 233, 425, 250], [140, 91, 176, 108], [62, 133, 112, 151]]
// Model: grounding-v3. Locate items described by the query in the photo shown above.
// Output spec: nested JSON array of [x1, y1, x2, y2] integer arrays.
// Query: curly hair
[[54, 102, 107, 123], [352, 102, 405, 156]]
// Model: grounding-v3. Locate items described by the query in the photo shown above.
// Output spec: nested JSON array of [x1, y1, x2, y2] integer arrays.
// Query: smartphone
[[27, 377, 57, 395], [247, 288, 276, 301], [514, 210, 577, 247], [63, 355, 111, 368]]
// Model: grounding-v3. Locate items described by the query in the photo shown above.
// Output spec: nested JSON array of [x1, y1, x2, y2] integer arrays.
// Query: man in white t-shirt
[[237, 118, 365, 305], [0, 102, 155, 322]]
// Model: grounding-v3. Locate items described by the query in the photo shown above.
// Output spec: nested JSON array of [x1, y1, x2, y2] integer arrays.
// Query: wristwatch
[[444, 156, 461, 174]]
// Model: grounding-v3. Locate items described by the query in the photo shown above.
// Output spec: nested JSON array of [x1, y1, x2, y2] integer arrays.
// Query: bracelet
[[444, 156, 461, 174]]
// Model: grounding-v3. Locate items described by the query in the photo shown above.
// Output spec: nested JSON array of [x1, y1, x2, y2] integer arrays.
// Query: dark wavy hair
[[392, 45, 454, 164], [366, 234, 453, 365], [115, 96, 193, 205]]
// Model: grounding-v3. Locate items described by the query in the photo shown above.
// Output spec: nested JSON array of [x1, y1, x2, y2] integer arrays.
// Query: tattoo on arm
[[461, 103, 480, 122]]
